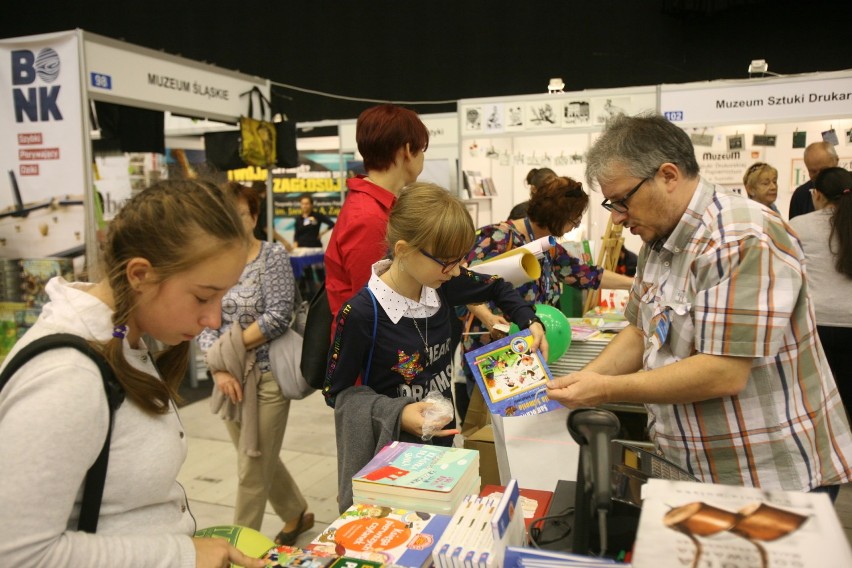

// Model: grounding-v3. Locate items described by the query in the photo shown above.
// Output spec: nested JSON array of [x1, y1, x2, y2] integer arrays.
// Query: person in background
[[743, 161, 780, 213], [323, 183, 545, 512], [508, 167, 557, 220], [789, 141, 840, 219], [325, 104, 429, 318], [292, 193, 335, 249], [460, 176, 633, 417], [252, 180, 294, 250], [292, 193, 336, 297], [547, 114, 852, 500], [789, 167, 852, 423], [197, 182, 313, 547], [0, 180, 265, 568]]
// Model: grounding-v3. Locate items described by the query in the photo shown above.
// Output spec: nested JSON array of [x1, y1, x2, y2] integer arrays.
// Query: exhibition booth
[[0, 29, 270, 267], [2, 28, 852, 563]]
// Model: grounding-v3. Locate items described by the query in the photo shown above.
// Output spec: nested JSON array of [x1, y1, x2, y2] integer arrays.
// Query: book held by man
[[464, 329, 560, 417]]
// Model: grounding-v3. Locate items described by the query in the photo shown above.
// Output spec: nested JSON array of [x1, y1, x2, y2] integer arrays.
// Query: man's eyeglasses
[[601, 176, 650, 214], [420, 249, 465, 274]]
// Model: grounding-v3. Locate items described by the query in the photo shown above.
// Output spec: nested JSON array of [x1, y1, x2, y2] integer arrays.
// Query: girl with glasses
[[323, 182, 545, 512]]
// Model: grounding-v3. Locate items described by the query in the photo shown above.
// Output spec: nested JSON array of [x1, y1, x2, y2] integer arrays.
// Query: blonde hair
[[743, 162, 777, 194], [102, 179, 247, 414], [386, 182, 475, 260]]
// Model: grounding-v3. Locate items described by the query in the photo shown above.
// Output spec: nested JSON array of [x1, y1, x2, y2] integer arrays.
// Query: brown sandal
[[274, 511, 315, 546]]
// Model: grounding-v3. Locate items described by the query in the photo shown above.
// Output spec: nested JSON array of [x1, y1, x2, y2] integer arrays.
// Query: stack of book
[[432, 479, 526, 567], [351, 441, 481, 515], [302, 503, 452, 567]]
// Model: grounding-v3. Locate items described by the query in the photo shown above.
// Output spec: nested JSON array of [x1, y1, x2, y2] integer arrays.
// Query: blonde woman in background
[[743, 161, 780, 213]]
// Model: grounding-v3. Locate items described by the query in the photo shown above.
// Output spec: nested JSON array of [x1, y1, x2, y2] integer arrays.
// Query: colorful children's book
[[262, 546, 336, 567], [464, 329, 560, 417], [304, 503, 452, 567], [352, 441, 479, 500]]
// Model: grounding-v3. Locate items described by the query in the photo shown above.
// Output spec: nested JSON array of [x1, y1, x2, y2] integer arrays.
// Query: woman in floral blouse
[[460, 176, 633, 403]]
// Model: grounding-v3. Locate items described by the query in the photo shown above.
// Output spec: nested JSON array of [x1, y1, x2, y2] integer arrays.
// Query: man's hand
[[546, 370, 611, 408]]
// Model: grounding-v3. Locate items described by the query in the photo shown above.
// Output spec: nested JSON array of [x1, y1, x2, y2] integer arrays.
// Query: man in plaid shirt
[[547, 114, 852, 499]]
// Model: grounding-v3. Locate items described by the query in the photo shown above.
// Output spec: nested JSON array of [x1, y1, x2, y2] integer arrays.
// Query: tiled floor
[[178, 380, 852, 551], [178, 386, 338, 547]]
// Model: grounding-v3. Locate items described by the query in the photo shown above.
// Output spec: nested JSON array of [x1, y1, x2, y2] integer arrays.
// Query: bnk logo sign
[[11, 47, 63, 123]]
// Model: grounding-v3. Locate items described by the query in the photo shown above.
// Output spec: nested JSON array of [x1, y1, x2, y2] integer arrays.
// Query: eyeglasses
[[419, 249, 465, 274], [601, 176, 650, 213]]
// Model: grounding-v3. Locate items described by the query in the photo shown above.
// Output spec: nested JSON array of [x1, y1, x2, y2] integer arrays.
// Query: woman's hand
[[193, 537, 268, 568], [400, 402, 459, 439], [212, 370, 243, 404], [527, 322, 549, 362]]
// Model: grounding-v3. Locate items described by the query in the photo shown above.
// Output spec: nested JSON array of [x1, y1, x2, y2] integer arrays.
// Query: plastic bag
[[420, 390, 455, 441]]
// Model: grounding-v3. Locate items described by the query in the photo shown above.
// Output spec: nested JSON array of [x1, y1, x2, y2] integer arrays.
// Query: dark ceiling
[[2, 0, 850, 123]]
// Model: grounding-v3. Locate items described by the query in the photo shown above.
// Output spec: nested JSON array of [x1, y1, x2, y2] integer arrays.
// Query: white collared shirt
[[368, 259, 440, 323]]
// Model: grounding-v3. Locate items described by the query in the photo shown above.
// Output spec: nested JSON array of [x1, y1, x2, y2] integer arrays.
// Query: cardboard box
[[463, 424, 500, 489]]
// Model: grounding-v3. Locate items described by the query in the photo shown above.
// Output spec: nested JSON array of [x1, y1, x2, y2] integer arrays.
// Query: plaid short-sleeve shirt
[[624, 178, 852, 490]]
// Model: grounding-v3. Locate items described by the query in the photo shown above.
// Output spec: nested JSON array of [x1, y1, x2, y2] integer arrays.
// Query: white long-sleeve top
[[0, 277, 196, 568]]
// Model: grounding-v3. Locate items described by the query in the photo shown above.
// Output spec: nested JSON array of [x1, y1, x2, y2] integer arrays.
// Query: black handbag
[[203, 130, 245, 171], [300, 282, 333, 390]]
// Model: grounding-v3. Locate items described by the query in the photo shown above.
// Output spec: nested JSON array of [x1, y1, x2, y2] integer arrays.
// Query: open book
[[632, 479, 852, 568]]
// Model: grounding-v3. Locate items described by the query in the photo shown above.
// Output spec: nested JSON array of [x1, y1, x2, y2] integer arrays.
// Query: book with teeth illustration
[[632, 479, 852, 568]]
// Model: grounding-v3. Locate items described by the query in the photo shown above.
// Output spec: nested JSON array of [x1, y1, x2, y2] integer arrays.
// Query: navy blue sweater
[[324, 267, 536, 441]]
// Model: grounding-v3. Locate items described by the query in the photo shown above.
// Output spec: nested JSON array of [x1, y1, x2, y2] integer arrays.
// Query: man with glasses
[[546, 113, 852, 499], [789, 141, 839, 219]]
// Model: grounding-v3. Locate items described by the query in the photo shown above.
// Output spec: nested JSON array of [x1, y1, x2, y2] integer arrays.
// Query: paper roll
[[471, 248, 541, 287], [518, 235, 557, 259]]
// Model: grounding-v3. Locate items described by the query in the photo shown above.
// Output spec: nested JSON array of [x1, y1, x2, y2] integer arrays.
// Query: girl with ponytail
[[0, 180, 266, 568]]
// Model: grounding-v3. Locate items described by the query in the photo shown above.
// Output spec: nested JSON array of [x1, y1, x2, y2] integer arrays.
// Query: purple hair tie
[[112, 325, 128, 339]]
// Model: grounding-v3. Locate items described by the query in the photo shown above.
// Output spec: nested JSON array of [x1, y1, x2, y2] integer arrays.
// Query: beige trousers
[[225, 371, 307, 530]]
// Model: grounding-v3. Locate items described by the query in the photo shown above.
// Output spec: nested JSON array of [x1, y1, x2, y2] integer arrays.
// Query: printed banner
[[0, 31, 87, 257], [661, 73, 852, 125]]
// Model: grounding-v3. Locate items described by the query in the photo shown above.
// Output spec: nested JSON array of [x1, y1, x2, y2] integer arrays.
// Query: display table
[[288, 248, 324, 280]]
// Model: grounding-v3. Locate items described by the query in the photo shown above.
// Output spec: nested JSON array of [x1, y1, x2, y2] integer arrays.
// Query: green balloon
[[507, 303, 571, 364]]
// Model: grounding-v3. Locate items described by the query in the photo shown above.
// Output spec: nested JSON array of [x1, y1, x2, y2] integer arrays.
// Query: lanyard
[[523, 218, 551, 299]]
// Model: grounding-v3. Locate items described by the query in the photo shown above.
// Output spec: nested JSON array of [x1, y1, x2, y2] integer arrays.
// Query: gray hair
[[585, 113, 700, 187]]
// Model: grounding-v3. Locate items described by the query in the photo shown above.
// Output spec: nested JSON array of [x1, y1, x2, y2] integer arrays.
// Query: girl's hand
[[400, 402, 459, 439], [527, 322, 549, 363], [193, 537, 268, 568], [483, 313, 510, 341], [212, 370, 243, 404]]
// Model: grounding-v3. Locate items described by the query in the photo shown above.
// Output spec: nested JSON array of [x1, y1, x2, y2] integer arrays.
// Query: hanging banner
[[83, 32, 267, 123], [660, 72, 852, 125], [0, 31, 87, 257]]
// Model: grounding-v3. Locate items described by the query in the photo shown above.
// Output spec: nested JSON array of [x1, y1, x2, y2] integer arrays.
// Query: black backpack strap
[[0, 333, 125, 533]]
